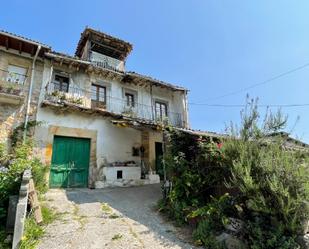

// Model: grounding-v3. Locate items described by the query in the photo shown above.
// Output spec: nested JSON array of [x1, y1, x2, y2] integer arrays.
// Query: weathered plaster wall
[[39, 60, 188, 127], [0, 50, 44, 145], [35, 108, 142, 185]]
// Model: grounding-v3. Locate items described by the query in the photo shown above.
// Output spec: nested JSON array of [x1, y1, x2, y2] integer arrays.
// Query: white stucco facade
[[33, 31, 188, 188], [0, 27, 189, 189], [35, 62, 172, 187]]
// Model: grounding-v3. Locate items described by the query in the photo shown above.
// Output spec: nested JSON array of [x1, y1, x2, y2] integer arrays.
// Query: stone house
[[0, 28, 189, 188]]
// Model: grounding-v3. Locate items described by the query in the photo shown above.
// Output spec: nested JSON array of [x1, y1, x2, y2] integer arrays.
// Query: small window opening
[[117, 170, 123, 179]]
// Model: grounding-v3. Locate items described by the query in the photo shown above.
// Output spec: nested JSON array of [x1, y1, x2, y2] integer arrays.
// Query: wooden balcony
[[44, 81, 185, 127]]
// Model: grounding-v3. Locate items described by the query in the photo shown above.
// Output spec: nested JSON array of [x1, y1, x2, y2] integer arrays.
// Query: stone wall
[[0, 50, 44, 146]]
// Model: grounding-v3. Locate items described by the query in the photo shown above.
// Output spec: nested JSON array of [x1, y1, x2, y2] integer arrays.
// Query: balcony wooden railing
[[44, 81, 184, 127]]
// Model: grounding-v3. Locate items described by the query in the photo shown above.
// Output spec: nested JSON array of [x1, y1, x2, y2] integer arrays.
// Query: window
[[125, 93, 135, 107], [54, 75, 69, 92], [91, 84, 106, 103], [155, 101, 168, 120], [7, 65, 27, 84], [117, 170, 123, 179]]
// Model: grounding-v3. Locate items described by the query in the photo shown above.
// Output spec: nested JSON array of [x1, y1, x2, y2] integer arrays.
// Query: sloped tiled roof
[[1, 28, 187, 91], [75, 27, 133, 59], [0, 30, 51, 48]]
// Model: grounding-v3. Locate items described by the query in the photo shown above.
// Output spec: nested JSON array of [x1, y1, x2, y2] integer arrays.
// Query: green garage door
[[50, 136, 90, 188]]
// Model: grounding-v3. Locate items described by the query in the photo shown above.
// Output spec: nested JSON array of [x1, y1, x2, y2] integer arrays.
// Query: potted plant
[[13, 88, 21, 95]]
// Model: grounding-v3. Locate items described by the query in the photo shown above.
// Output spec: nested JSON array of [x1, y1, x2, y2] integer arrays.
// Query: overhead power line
[[196, 61, 309, 103], [189, 103, 309, 108]]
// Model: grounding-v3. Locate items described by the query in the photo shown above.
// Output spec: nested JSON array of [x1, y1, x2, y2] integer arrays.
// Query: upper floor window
[[91, 84, 106, 103], [155, 101, 168, 120], [125, 92, 135, 107], [7, 65, 27, 84], [54, 74, 69, 92]]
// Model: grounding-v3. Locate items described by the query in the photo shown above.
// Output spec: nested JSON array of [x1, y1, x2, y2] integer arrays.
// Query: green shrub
[[193, 220, 225, 249], [189, 194, 236, 248], [0, 141, 48, 227], [188, 194, 233, 230], [31, 158, 48, 193], [161, 97, 309, 248], [246, 217, 299, 249]]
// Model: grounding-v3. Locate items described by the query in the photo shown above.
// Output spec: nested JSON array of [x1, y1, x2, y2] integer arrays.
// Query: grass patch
[[19, 205, 58, 249], [101, 203, 121, 219], [109, 214, 120, 219], [19, 216, 44, 249], [111, 234, 123, 241], [101, 203, 112, 213], [73, 204, 79, 216], [41, 205, 58, 225]]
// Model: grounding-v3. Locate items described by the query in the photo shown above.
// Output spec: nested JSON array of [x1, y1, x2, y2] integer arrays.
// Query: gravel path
[[37, 184, 198, 249]]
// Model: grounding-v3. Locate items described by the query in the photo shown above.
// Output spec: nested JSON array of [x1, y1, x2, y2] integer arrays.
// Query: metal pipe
[[23, 45, 41, 143]]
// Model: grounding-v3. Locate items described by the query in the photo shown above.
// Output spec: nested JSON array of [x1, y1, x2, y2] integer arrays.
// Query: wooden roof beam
[[19, 41, 22, 54], [91, 40, 125, 55], [5, 37, 9, 50]]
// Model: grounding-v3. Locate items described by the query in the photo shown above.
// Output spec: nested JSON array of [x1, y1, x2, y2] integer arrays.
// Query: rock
[[146, 174, 160, 184], [225, 218, 244, 234], [297, 234, 309, 249], [4, 234, 12, 244], [216, 232, 247, 249], [299, 220, 309, 235]]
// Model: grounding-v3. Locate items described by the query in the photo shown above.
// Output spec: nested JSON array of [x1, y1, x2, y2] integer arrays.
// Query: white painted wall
[[36, 61, 186, 184], [36, 108, 142, 166], [103, 166, 141, 181]]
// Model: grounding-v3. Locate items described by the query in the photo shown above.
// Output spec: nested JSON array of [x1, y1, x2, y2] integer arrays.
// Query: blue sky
[[1, 1, 308, 142]]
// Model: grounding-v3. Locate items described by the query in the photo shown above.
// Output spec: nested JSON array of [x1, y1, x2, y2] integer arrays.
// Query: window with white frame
[[7, 65, 27, 84], [155, 101, 168, 121]]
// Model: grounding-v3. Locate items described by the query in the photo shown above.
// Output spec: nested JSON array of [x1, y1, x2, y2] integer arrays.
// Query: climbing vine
[[10, 120, 42, 146]]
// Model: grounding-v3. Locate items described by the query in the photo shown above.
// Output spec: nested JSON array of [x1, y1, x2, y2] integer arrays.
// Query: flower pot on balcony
[[7, 87, 15, 94], [13, 89, 21, 95]]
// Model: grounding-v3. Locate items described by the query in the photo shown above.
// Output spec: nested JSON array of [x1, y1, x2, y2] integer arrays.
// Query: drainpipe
[[23, 45, 41, 143], [150, 85, 154, 120]]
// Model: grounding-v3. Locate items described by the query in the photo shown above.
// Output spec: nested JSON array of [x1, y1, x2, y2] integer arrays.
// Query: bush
[[0, 141, 48, 227], [193, 220, 224, 249], [161, 97, 309, 248], [246, 217, 300, 249]]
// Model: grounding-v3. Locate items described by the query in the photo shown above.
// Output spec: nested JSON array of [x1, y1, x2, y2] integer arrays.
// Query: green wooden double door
[[50, 136, 90, 188]]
